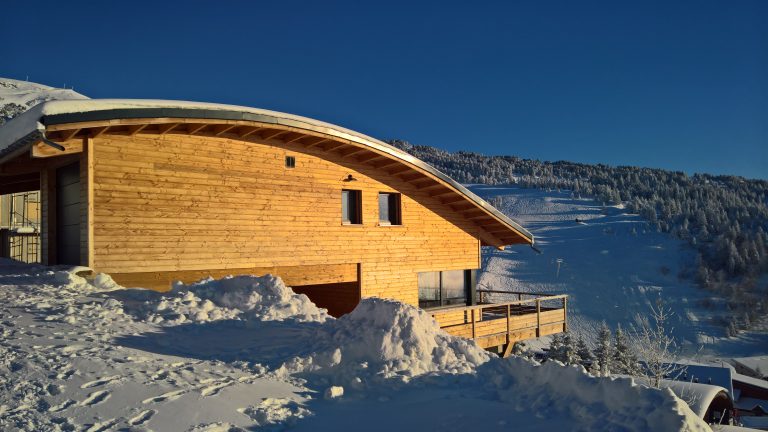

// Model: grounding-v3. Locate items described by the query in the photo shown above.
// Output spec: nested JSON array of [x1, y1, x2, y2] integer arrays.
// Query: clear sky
[[2, 0, 766, 179]]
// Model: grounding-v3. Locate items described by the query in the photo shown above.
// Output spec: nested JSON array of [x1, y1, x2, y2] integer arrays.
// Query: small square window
[[378, 192, 401, 225], [342, 189, 362, 224], [285, 156, 296, 168]]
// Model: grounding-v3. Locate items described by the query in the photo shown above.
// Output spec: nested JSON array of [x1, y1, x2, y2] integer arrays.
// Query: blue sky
[[2, 1, 766, 179]]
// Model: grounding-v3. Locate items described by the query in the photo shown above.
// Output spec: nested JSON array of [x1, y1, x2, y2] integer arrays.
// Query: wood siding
[[90, 133, 482, 306]]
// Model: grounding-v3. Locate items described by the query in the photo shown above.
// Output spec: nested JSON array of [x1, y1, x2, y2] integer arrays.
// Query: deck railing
[[429, 290, 567, 355]]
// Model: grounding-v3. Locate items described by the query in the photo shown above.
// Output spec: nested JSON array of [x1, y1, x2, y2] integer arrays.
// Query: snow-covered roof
[[734, 373, 768, 391], [734, 396, 768, 412], [662, 380, 733, 419], [673, 364, 734, 398], [0, 99, 534, 245]]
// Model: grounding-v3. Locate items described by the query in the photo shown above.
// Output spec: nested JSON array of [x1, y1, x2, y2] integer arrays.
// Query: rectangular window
[[417, 269, 476, 309], [285, 155, 296, 168], [417, 272, 441, 309], [378, 192, 401, 225], [341, 189, 362, 224]]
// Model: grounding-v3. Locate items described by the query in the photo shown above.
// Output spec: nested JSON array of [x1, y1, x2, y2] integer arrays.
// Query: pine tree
[[576, 336, 594, 368], [547, 333, 566, 363], [561, 332, 582, 365], [613, 324, 639, 375], [593, 322, 613, 376]]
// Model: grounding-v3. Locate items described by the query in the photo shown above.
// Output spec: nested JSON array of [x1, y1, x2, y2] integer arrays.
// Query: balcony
[[429, 290, 568, 357]]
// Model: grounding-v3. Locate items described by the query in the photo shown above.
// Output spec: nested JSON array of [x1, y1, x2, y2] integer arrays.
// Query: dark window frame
[[378, 192, 402, 226], [285, 155, 296, 168], [341, 189, 362, 225]]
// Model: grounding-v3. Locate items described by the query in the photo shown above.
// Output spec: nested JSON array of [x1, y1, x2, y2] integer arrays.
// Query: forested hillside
[[389, 140, 768, 332]]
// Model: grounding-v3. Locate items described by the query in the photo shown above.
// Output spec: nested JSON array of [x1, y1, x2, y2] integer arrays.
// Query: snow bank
[[121, 274, 329, 325], [486, 358, 710, 431], [0, 263, 710, 431], [183, 275, 328, 323], [277, 298, 491, 385]]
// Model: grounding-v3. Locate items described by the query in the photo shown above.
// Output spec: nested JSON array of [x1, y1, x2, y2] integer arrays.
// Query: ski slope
[[470, 185, 768, 358]]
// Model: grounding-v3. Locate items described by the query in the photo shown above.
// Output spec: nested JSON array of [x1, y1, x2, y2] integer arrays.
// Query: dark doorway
[[56, 162, 80, 265]]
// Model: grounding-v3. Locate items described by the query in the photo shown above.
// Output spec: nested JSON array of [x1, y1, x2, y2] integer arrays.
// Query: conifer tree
[[613, 324, 639, 375], [593, 322, 613, 376]]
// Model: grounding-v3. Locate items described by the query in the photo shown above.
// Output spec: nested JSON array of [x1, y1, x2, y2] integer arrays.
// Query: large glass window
[[417, 272, 441, 309], [378, 192, 401, 225], [418, 269, 476, 309], [341, 190, 362, 224]]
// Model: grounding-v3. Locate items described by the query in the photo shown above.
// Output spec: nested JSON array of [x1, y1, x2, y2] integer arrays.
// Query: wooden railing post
[[506, 304, 511, 345], [471, 308, 476, 339], [535, 299, 541, 337], [563, 297, 568, 332]]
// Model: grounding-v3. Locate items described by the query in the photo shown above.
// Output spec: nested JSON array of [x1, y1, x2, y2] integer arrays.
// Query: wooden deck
[[430, 291, 567, 357]]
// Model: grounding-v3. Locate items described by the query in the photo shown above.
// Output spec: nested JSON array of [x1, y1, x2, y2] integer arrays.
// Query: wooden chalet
[[0, 100, 566, 353]]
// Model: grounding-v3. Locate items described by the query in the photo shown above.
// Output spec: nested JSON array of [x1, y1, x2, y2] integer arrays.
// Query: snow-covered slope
[[0, 260, 708, 431], [0, 77, 88, 125], [471, 185, 768, 358]]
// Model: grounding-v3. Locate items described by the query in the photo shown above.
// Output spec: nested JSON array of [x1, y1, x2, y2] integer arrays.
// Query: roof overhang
[[0, 99, 534, 247]]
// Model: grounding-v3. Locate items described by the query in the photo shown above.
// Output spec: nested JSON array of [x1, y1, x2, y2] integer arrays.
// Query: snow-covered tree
[[576, 336, 594, 369], [613, 324, 639, 375], [593, 322, 613, 376], [630, 299, 685, 388]]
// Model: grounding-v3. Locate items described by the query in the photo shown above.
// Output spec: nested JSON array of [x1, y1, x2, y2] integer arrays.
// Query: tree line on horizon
[[388, 139, 768, 334]]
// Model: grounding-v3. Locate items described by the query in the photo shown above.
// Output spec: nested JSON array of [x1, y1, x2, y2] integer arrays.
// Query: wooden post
[[563, 297, 568, 332], [506, 304, 511, 345], [471, 308, 476, 339], [535, 299, 541, 338]]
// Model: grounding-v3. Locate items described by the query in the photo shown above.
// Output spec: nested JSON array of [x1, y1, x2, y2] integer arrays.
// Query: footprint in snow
[[128, 409, 156, 426], [142, 389, 186, 404], [80, 375, 121, 389], [80, 390, 111, 406], [49, 399, 76, 413]]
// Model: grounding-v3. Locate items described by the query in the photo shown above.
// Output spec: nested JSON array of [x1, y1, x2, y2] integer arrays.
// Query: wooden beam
[[420, 183, 445, 193], [357, 153, 386, 163], [128, 124, 148, 135], [88, 126, 109, 138], [336, 147, 368, 158], [304, 138, 330, 149], [261, 130, 288, 141], [61, 128, 81, 141], [238, 126, 263, 138], [31, 139, 83, 158], [398, 172, 423, 182], [386, 164, 411, 175], [430, 189, 455, 198], [157, 123, 180, 135], [371, 159, 401, 169], [213, 124, 237, 136], [283, 133, 308, 144], [320, 142, 346, 152], [441, 195, 466, 205]]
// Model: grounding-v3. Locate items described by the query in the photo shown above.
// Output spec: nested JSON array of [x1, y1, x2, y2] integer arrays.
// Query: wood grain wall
[[90, 133, 481, 306]]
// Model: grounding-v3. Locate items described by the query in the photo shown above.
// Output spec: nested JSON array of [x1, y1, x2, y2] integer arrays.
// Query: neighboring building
[[663, 380, 734, 426], [0, 100, 566, 352], [0, 191, 40, 263]]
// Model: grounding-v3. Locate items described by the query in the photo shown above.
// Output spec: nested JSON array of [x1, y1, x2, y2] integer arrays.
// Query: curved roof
[[661, 380, 732, 419], [0, 99, 533, 247]]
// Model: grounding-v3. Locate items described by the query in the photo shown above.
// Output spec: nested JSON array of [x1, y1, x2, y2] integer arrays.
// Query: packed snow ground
[[0, 260, 709, 431], [470, 185, 768, 359]]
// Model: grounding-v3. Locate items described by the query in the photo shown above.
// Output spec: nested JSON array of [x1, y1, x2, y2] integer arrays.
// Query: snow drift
[[0, 261, 710, 431]]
